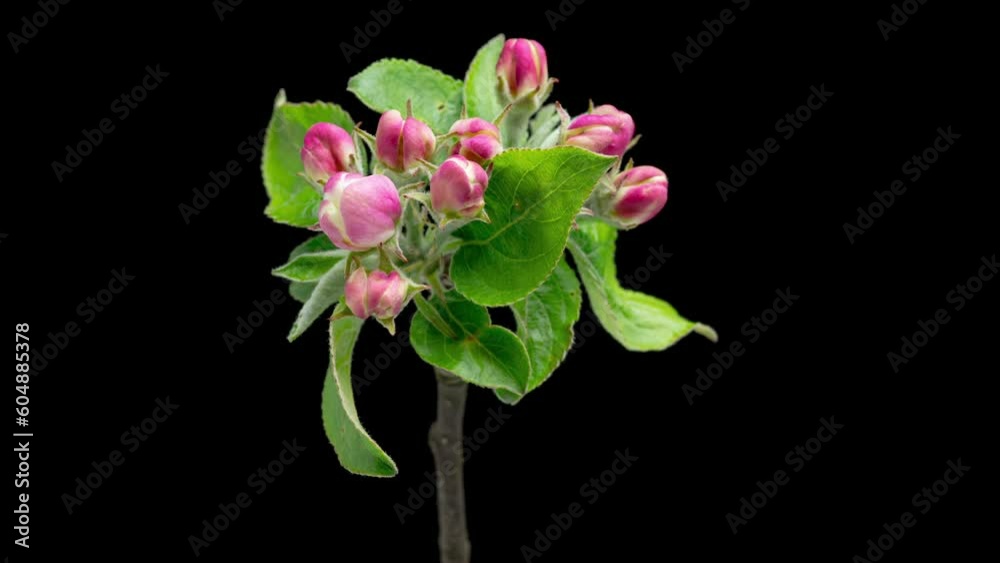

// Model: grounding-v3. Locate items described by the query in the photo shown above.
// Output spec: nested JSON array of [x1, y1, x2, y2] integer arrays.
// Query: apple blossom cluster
[[298, 38, 669, 329]]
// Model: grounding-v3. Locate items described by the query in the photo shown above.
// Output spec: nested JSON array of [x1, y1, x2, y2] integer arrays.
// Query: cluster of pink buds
[[300, 37, 673, 329]]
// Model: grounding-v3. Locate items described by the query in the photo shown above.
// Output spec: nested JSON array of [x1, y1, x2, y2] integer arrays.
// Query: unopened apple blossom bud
[[496, 38, 549, 106], [565, 104, 635, 157], [344, 268, 409, 322], [449, 118, 502, 164], [600, 165, 668, 229], [430, 156, 488, 221], [375, 109, 436, 172], [319, 172, 402, 251], [301, 123, 356, 182]]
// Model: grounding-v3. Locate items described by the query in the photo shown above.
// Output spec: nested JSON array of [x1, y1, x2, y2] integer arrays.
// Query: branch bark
[[429, 368, 471, 563]]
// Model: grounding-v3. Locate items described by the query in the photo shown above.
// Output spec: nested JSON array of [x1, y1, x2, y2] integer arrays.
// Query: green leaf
[[290, 234, 336, 257], [510, 258, 582, 397], [464, 34, 505, 121], [526, 104, 561, 149], [322, 317, 397, 477], [262, 91, 354, 227], [348, 59, 463, 133], [451, 147, 615, 306], [567, 217, 717, 352], [273, 250, 349, 282], [410, 291, 530, 398], [281, 235, 334, 303], [287, 261, 347, 342]]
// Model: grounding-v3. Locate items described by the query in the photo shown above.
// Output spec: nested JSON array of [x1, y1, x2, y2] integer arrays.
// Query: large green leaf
[[464, 35, 505, 121], [567, 217, 717, 351], [348, 59, 463, 133], [510, 258, 582, 397], [322, 317, 397, 477], [451, 147, 614, 306], [410, 292, 530, 398], [262, 90, 354, 227]]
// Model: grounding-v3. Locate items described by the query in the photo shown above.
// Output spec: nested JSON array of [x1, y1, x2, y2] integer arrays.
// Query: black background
[[5, 0, 993, 561]]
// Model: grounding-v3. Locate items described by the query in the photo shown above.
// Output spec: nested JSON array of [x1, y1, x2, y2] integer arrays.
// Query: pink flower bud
[[496, 39, 549, 103], [300, 123, 356, 182], [565, 105, 636, 157], [345, 268, 408, 322], [430, 156, 488, 220], [375, 109, 436, 172], [449, 118, 502, 164], [319, 172, 402, 251], [607, 166, 668, 228]]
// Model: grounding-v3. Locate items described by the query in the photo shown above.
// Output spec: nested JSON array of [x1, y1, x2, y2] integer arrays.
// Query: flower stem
[[429, 368, 471, 563]]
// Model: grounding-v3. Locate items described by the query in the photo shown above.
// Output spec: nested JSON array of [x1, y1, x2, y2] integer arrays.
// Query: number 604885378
[[16, 323, 30, 384]]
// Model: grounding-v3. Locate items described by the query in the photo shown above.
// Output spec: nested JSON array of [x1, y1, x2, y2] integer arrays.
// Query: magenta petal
[[367, 271, 407, 319], [568, 114, 616, 130], [566, 126, 616, 153], [497, 38, 548, 100], [461, 136, 502, 162], [301, 123, 355, 181], [615, 184, 668, 225], [345, 268, 370, 318], [450, 118, 493, 136], [375, 110, 404, 170], [618, 165, 666, 186], [340, 176, 401, 248], [401, 118, 436, 170], [431, 156, 487, 218], [431, 158, 470, 212], [566, 105, 635, 157]]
